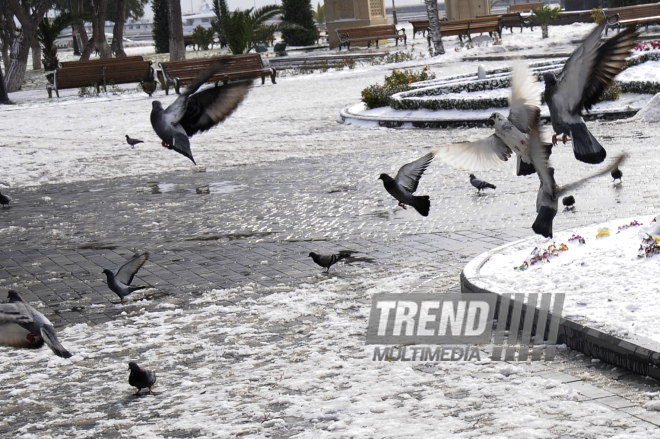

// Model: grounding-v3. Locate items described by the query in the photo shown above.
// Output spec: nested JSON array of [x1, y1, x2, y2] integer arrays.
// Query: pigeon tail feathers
[[516, 155, 537, 176], [569, 123, 606, 164], [532, 206, 557, 238], [411, 195, 430, 217]]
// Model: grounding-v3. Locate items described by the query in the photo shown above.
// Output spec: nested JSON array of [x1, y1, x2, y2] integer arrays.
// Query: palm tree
[[312, 2, 325, 30], [36, 13, 79, 70], [531, 5, 562, 39], [211, 0, 284, 54]]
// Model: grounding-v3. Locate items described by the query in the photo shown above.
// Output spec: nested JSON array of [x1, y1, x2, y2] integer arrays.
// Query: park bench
[[157, 53, 276, 95], [604, 3, 660, 35], [335, 24, 406, 51], [410, 18, 438, 38], [508, 2, 543, 13], [59, 55, 145, 68], [424, 16, 502, 45], [46, 58, 154, 98], [478, 12, 534, 33]]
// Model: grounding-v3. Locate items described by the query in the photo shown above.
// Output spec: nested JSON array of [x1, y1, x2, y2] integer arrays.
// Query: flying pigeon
[[0, 290, 72, 358], [435, 63, 549, 176], [128, 361, 157, 395], [309, 251, 352, 273], [150, 64, 251, 164], [611, 167, 623, 183], [125, 135, 144, 148], [562, 195, 575, 209], [543, 22, 638, 164], [379, 152, 434, 216], [0, 191, 9, 207], [102, 252, 150, 305], [470, 174, 496, 192], [527, 121, 625, 238]]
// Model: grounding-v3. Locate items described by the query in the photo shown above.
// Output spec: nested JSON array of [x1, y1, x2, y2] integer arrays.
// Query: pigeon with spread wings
[[379, 152, 434, 217], [544, 22, 638, 164], [435, 63, 545, 176], [103, 252, 150, 305], [150, 65, 251, 165], [0, 290, 72, 358]]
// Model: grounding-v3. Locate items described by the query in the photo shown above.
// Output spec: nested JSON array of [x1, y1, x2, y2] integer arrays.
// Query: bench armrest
[[397, 27, 406, 36]]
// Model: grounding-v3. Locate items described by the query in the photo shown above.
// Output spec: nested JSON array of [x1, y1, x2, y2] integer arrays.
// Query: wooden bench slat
[[335, 24, 406, 51], [508, 2, 543, 13]]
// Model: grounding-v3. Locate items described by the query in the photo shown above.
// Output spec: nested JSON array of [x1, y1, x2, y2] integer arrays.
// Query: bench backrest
[[605, 3, 660, 20], [60, 55, 144, 68], [468, 16, 502, 24], [509, 2, 543, 13], [55, 66, 104, 88], [160, 54, 267, 84], [104, 61, 153, 83], [341, 24, 398, 38]]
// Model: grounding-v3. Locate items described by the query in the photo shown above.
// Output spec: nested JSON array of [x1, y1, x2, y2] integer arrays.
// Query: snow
[[480, 215, 660, 343]]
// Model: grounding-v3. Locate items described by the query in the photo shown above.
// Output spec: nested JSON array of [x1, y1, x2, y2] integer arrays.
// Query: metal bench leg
[[270, 68, 277, 84]]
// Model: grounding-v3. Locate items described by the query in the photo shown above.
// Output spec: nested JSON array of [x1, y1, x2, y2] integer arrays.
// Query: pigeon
[[612, 167, 623, 183], [128, 361, 157, 395], [0, 191, 9, 207], [309, 252, 351, 273], [150, 64, 251, 164], [140, 79, 158, 97], [102, 252, 150, 305], [527, 120, 625, 238], [543, 22, 638, 164], [470, 174, 496, 192], [125, 135, 144, 148], [562, 195, 575, 209], [435, 63, 549, 176], [0, 290, 72, 358], [379, 152, 434, 216]]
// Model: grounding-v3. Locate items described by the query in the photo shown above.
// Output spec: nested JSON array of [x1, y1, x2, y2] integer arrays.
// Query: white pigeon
[[435, 63, 544, 176]]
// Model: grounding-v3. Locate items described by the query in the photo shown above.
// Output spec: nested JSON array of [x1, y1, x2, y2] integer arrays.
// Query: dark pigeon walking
[[0, 290, 72, 358], [543, 22, 638, 164], [103, 252, 150, 305], [527, 121, 625, 238], [611, 167, 623, 183], [150, 63, 251, 164], [128, 361, 157, 396], [125, 135, 144, 148], [309, 252, 351, 273], [470, 174, 496, 192], [0, 192, 9, 207], [379, 152, 434, 216], [562, 195, 575, 209]]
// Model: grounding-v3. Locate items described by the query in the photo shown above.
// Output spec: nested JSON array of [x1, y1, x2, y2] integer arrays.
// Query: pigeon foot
[[562, 134, 568, 144], [134, 390, 142, 396], [148, 390, 158, 395], [551, 134, 557, 145], [398, 202, 407, 210], [26, 333, 36, 343]]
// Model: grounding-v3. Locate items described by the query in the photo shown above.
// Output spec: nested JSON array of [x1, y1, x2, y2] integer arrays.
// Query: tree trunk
[[0, 60, 11, 103], [5, 31, 29, 92], [76, 0, 89, 53], [111, 0, 128, 57], [81, 0, 112, 60], [167, 0, 185, 61], [425, 0, 445, 55], [541, 24, 549, 39], [31, 41, 42, 70]]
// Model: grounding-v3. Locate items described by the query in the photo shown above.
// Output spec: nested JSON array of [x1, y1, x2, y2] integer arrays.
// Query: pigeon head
[[7, 290, 23, 302], [152, 101, 163, 111], [308, 252, 317, 258], [469, 174, 476, 180], [486, 113, 496, 126], [378, 173, 394, 182], [129, 361, 140, 371], [543, 72, 557, 87], [102, 269, 114, 278], [488, 112, 506, 128]]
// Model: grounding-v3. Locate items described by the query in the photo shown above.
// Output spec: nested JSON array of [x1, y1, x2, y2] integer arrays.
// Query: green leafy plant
[[281, 0, 318, 46], [591, 7, 605, 24], [361, 68, 436, 109], [36, 13, 80, 70], [192, 25, 216, 51], [78, 83, 99, 97], [600, 85, 622, 102], [212, 0, 285, 54], [312, 2, 325, 29], [531, 5, 562, 39]]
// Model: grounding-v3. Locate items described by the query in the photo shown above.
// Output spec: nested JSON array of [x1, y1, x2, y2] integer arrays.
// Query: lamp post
[[68, 0, 81, 55], [392, 0, 397, 25]]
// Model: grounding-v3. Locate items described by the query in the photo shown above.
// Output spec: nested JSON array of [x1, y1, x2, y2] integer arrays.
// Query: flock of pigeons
[[0, 21, 642, 394], [378, 21, 635, 240]]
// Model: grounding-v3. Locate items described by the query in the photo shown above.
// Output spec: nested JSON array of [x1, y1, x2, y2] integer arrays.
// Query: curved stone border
[[460, 241, 660, 379]]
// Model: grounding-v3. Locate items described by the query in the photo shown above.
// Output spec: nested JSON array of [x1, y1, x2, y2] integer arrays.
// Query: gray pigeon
[[128, 361, 157, 395], [0, 191, 9, 207], [543, 22, 638, 164], [125, 135, 144, 148], [469, 174, 496, 192], [309, 251, 351, 273], [379, 152, 434, 216], [102, 252, 150, 305], [435, 63, 552, 176], [611, 167, 623, 183], [0, 290, 72, 358], [527, 121, 625, 238], [150, 64, 251, 164]]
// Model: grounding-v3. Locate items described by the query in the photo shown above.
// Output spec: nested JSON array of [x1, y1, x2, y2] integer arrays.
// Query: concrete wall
[[326, 0, 388, 48], [445, 0, 491, 20]]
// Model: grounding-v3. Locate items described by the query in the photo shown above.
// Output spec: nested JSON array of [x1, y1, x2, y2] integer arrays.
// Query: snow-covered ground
[[480, 215, 660, 343]]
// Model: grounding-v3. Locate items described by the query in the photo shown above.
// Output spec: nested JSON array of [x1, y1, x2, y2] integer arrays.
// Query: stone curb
[[460, 240, 660, 379]]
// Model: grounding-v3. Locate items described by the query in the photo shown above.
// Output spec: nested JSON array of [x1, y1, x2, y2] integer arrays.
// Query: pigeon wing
[[0, 302, 34, 325], [0, 323, 45, 349], [508, 63, 541, 133], [434, 135, 511, 172], [528, 123, 556, 199], [557, 154, 626, 196], [114, 252, 149, 286], [394, 152, 435, 194], [180, 81, 251, 137], [40, 325, 72, 358]]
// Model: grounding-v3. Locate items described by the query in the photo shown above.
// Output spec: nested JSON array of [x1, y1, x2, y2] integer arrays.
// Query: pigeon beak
[[486, 115, 495, 126]]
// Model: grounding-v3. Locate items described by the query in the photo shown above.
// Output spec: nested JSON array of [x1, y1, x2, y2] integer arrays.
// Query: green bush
[[361, 68, 436, 109], [591, 8, 605, 24], [192, 25, 216, 50], [599, 85, 621, 102]]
